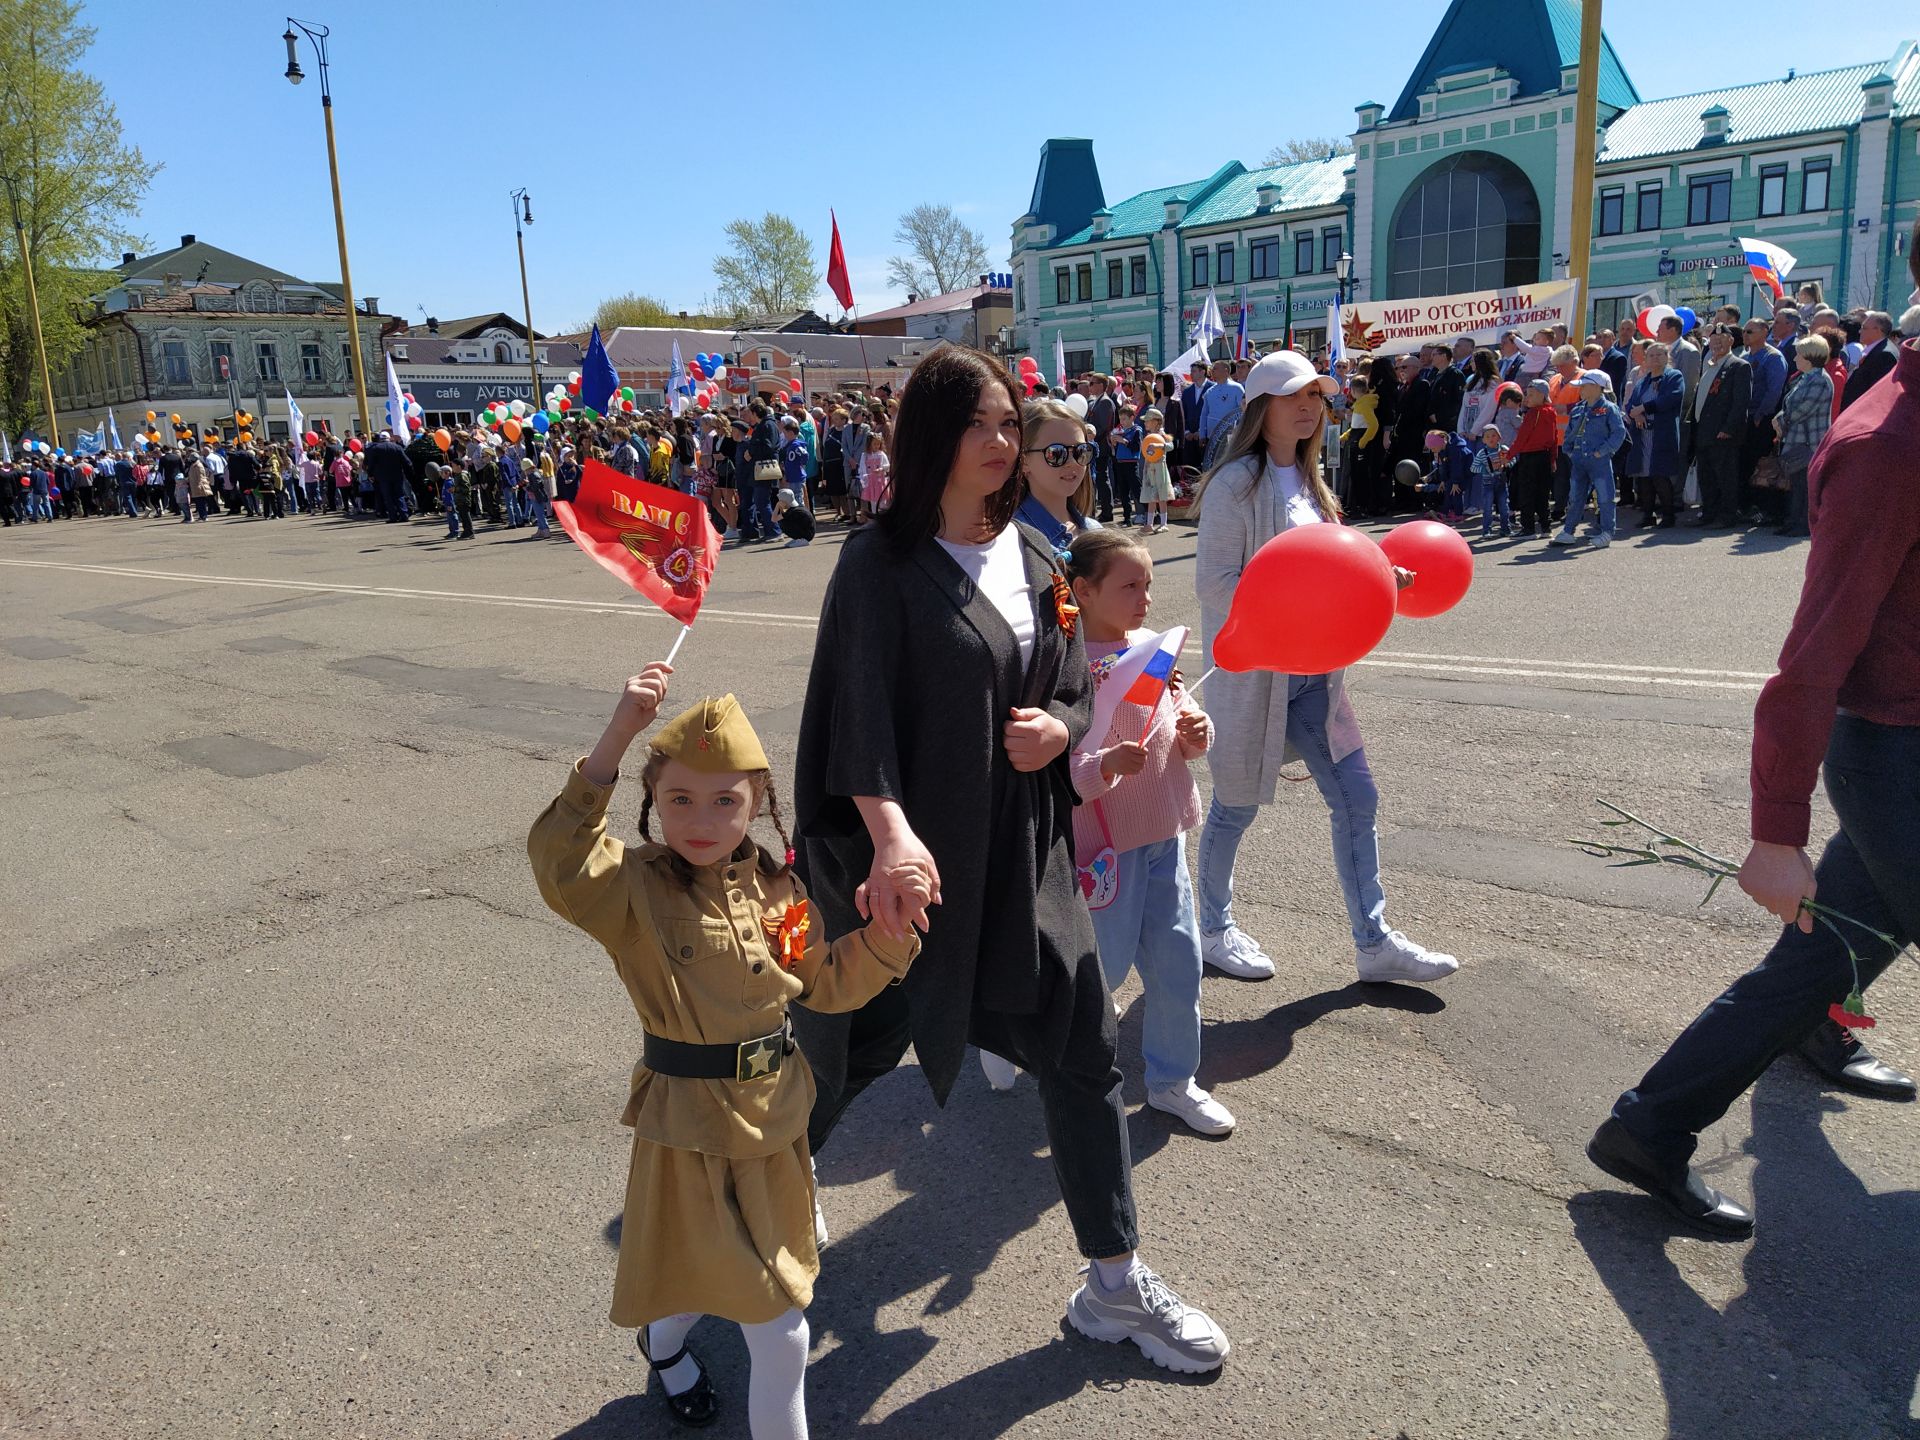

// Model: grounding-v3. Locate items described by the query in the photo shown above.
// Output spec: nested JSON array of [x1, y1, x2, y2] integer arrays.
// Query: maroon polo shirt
[[1751, 341, 1920, 846]]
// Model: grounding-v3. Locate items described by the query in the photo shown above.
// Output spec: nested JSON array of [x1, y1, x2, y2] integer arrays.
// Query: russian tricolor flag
[[1087, 625, 1189, 745], [1739, 236, 1797, 303], [1234, 292, 1249, 361]]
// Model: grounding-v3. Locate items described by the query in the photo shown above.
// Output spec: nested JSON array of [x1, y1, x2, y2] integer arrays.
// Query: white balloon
[[1065, 393, 1089, 418], [709, 365, 726, 383], [508, 399, 528, 417]]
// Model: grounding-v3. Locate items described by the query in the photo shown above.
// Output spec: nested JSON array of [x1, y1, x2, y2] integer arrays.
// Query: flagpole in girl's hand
[[1139, 664, 1218, 748], [663, 624, 693, 667]]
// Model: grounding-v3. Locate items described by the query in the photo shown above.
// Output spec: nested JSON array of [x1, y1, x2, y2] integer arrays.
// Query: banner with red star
[[552, 458, 721, 624]]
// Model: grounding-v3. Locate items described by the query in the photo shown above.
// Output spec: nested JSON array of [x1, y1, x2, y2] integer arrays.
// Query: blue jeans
[[749, 481, 776, 538], [502, 485, 523, 525], [28, 492, 51, 520], [1195, 674, 1388, 950], [1613, 715, 1919, 1169], [1564, 454, 1616, 535], [119, 485, 138, 517], [1091, 835, 1203, 1092], [1479, 474, 1512, 534], [525, 489, 550, 534]]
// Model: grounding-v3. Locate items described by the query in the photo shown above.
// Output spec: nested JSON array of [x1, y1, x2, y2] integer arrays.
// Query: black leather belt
[[643, 1017, 794, 1083]]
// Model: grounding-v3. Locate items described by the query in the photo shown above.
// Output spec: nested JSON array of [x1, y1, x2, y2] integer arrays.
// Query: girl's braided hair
[[634, 751, 794, 886]]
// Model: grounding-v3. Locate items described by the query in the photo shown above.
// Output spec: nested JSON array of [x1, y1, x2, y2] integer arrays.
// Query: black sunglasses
[[1022, 442, 1098, 468]]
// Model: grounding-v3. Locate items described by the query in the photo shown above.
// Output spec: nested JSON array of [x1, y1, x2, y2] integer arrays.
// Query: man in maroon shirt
[[1589, 224, 1920, 1238]]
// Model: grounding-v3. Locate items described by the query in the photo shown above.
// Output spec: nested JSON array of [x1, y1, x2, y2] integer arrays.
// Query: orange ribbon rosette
[[1051, 570, 1079, 638], [762, 899, 811, 972]]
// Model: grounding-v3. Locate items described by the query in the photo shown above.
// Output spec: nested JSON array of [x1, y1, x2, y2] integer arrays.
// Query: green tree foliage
[[588, 291, 732, 334], [712, 214, 818, 319], [0, 0, 152, 436]]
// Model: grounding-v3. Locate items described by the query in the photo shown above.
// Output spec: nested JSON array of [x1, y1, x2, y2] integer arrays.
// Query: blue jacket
[[1624, 369, 1685, 476], [1562, 397, 1625, 461], [1746, 343, 1787, 422], [1113, 422, 1142, 463], [1427, 433, 1473, 492]]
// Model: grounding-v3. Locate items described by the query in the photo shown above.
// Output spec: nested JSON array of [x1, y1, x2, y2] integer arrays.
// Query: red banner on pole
[[552, 458, 721, 624]]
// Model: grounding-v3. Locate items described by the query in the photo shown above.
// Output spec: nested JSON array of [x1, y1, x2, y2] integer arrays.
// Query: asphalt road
[[2, 504, 1914, 1440]]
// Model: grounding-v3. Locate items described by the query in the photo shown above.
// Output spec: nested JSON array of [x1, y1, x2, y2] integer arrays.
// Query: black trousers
[[1697, 441, 1740, 522], [806, 983, 1140, 1259], [1111, 459, 1140, 520], [1512, 450, 1554, 532], [1614, 716, 1918, 1170], [1091, 451, 1114, 520]]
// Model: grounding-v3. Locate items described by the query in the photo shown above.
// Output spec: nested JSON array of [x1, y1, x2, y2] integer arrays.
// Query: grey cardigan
[[1195, 454, 1362, 807]]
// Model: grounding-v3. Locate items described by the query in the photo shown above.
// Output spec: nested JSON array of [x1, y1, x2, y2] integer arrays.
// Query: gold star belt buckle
[[735, 1026, 787, 1082]]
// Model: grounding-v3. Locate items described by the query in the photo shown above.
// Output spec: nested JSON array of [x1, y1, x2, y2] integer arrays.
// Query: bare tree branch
[[888, 203, 990, 298]]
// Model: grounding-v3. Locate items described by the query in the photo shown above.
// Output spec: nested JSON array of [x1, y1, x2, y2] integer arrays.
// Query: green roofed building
[[1013, 0, 1920, 370]]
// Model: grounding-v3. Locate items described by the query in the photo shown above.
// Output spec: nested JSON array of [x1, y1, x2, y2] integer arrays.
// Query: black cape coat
[[791, 521, 1103, 1105]]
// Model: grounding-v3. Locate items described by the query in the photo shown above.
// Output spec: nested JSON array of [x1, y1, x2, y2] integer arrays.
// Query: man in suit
[[1391, 351, 1433, 500], [1598, 329, 1630, 398], [1498, 331, 1527, 382], [1840, 311, 1897, 412], [362, 430, 412, 524], [1179, 361, 1211, 472], [1085, 373, 1117, 522], [1689, 324, 1751, 527], [1428, 338, 1469, 433]]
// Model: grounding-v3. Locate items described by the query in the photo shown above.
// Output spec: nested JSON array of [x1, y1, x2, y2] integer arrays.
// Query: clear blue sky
[[76, 0, 1916, 330]]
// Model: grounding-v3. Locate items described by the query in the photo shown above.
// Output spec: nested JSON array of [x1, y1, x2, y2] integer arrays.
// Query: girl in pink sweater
[[1064, 529, 1234, 1137]]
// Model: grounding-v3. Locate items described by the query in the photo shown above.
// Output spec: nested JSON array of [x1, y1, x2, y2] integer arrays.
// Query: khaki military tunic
[[529, 760, 916, 1326]]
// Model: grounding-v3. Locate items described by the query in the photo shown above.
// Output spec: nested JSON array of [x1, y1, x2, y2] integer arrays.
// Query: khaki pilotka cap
[[649, 695, 770, 773]]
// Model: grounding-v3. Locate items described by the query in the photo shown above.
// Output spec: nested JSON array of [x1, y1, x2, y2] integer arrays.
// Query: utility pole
[[510, 189, 541, 410], [1, 173, 61, 448], [1565, 0, 1605, 333]]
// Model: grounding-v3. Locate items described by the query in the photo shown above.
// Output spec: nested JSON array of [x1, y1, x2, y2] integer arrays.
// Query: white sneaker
[[1066, 1262, 1230, 1373], [1147, 1080, 1236, 1137], [1591, 531, 1611, 548], [1548, 528, 1579, 546], [810, 1157, 830, 1249], [1355, 930, 1459, 984], [1201, 925, 1275, 980], [980, 1049, 1020, 1092]]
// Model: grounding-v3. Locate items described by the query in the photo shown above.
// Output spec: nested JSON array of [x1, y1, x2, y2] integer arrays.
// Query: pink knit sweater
[[1070, 633, 1210, 857]]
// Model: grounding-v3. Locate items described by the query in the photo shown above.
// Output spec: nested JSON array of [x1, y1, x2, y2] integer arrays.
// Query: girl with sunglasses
[[1013, 398, 1103, 555]]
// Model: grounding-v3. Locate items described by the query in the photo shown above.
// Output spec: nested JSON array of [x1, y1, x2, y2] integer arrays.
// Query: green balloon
[[619, 386, 635, 401]]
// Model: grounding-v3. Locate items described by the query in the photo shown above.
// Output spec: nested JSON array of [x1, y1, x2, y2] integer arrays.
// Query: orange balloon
[[432, 428, 451, 452], [501, 418, 522, 443]]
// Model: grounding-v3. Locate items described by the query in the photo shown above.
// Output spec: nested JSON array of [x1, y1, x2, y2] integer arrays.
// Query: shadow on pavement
[[1200, 982, 1446, 1089], [1571, 1067, 1920, 1440]]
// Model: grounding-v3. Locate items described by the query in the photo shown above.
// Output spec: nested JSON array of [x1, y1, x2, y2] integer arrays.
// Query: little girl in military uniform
[[529, 667, 924, 1440]]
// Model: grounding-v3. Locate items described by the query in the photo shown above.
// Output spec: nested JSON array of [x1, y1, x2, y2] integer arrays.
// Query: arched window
[[494, 341, 512, 364], [1386, 153, 1542, 299]]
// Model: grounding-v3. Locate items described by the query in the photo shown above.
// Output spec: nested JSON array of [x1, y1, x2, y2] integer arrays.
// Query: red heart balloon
[[1213, 524, 1396, 675], [1378, 520, 1474, 618]]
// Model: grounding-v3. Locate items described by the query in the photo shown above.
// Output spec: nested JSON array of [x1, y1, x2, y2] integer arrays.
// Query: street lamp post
[[283, 18, 372, 439], [1335, 250, 1355, 305], [510, 188, 541, 413], [1, 173, 60, 448], [792, 351, 810, 405]]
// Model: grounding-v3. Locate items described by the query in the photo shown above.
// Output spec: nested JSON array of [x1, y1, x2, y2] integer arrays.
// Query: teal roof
[[1599, 46, 1920, 163], [1180, 156, 1350, 229], [1391, 0, 1637, 123], [1049, 161, 1245, 247]]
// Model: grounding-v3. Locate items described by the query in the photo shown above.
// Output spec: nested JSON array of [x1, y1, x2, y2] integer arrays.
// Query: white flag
[[1190, 289, 1226, 358], [106, 407, 123, 451], [669, 338, 686, 418], [1327, 300, 1346, 370], [1054, 331, 1067, 388], [384, 351, 408, 440], [286, 388, 305, 453]]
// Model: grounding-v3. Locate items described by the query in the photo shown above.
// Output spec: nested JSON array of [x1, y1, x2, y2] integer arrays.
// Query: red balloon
[[1378, 520, 1474, 618], [347, 438, 363, 453], [557, 397, 571, 412], [567, 379, 581, 394], [302, 430, 319, 446], [1213, 525, 1397, 675]]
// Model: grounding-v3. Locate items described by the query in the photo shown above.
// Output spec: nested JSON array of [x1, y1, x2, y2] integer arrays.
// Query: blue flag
[[581, 324, 619, 416]]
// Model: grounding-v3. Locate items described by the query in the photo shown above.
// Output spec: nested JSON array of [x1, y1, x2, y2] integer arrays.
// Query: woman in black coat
[[792, 345, 1229, 1373]]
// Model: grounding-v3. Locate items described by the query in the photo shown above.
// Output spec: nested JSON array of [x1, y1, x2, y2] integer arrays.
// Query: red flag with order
[[826, 210, 855, 313], [552, 458, 721, 624]]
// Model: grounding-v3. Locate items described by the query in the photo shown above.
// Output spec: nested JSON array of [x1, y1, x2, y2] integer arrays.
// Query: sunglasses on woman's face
[[1022, 442, 1098, 468]]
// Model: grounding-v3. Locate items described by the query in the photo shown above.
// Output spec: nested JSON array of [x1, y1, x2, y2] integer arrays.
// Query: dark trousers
[[1697, 441, 1740, 522], [1111, 459, 1140, 521], [1636, 474, 1677, 525], [1614, 716, 1918, 1170], [1091, 451, 1114, 521], [1512, 450, 1554, 532], [806, 982, 1140, 1259], [262, 488, 284, 519]]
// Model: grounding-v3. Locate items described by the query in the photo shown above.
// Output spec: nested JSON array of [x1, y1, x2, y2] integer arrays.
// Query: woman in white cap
[[1190, 349, 1459, 986]]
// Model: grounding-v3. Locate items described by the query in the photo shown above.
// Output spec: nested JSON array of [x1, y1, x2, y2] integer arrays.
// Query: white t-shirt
[[937, 526, 1035, 668], [1270, 461, 1323, 531]]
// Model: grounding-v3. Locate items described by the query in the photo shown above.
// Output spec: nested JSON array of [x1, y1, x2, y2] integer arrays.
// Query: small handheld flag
[[1739, 237, 1797, 303], [552, 457, 722, 626], [1087, 625, 1189, 747]]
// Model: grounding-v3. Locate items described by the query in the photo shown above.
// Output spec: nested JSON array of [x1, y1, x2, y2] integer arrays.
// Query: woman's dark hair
[[1064, 526, 1148, 586], [877, 344, 1023, 553], [1367, 355, 1400, 427], [1469, 347, 1499, 388]]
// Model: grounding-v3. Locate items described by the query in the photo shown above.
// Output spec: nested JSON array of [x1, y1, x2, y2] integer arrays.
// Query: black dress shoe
[[1798, 1019, 1917, 1100], [638, 1325, 719, 1427], [1587, 1118, 1755, 1238]]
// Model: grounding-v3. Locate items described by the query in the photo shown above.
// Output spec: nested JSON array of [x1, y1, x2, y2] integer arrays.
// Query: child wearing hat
[[529, 669, 925, 1439], [1551, 370, 1627, 549]]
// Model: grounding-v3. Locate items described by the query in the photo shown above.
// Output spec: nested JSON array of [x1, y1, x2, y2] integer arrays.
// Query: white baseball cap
[[1244, 350, 1339, 401]]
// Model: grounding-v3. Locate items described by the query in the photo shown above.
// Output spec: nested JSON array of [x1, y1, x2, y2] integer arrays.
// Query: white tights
[[647, 1308, 810, 1440]]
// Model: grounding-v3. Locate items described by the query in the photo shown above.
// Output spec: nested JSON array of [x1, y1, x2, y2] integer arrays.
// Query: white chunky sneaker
[[1066, 1262, 1230, 1373], [1201, 925, 1275, 980], [1548, 527, 1580, 546], [980, 1049, 1020, 1092], [1147, 1080, 1237, 1137], [1355, 930, 1459, 984]]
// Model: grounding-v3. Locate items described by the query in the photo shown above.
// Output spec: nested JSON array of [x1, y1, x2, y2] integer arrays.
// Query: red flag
[[552, 458, 720, 624], [826, 210, 855, 313]]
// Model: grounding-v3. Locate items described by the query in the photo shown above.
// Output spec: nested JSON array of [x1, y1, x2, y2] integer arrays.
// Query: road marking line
[[0, 557, 1766, 691], [0, 558, 818, 629]]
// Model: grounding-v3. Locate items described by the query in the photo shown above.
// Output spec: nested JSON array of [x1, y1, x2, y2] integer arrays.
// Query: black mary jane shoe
[[638, 1325, 719, 1428]]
